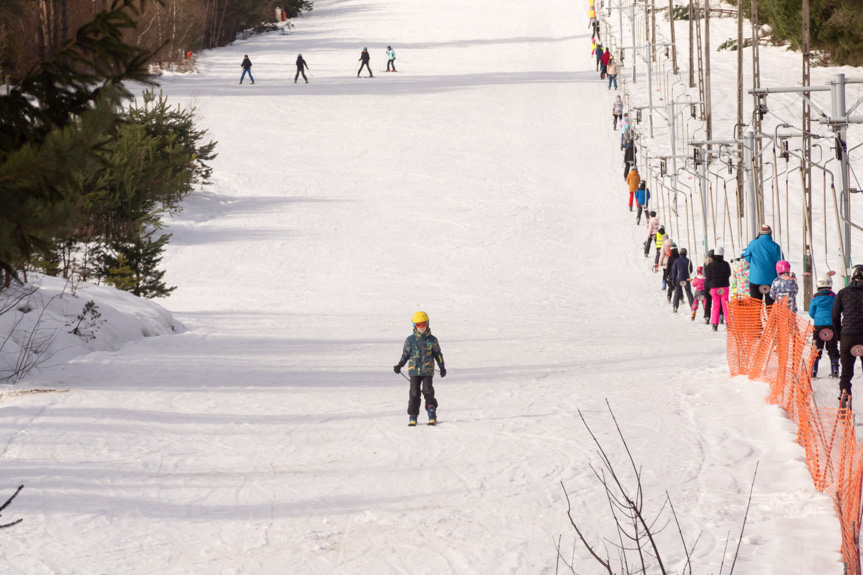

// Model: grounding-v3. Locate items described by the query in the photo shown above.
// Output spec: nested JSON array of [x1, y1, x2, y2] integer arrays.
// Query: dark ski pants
[[839, 334, 863, 394], [813, 325, 839, 362], [636, 204, 647, 224], [387, 59, 396, 71], [644, 234, 654, 256], [358, 62, 373, 77], [673, 283, 694, 308], [749, 282, 775, 306], [408, 376, 437, 416], [613, 113, 621, 129], [295, 68, 307, 82]]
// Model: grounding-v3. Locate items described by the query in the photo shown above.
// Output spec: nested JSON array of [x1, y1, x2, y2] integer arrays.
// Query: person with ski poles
[[240, 55, 254, 84], [393, 311, 446, 426], [295, 53, 309, 83], [358, 47, 373, 78], [386, 46, 397, 72], [809, 274, 839, 379], [831, 265, 863, 407]]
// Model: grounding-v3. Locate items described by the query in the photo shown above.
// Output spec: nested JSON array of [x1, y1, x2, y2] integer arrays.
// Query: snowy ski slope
[[0, 0, 844, 572]]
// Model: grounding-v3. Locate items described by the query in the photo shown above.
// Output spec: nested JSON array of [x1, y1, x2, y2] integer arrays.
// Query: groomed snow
[[0, 0, 846, 572]]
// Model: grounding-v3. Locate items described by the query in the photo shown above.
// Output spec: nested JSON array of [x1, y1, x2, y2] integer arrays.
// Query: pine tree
[[0, 0, 159, 287], [99, 228, 176, 299]]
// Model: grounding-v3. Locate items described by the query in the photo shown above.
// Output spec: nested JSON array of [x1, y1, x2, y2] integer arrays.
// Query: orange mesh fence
[[727, 296, 863, 574]]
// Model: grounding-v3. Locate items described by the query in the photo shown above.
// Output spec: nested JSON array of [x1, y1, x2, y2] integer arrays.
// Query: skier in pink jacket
[[691, 267, 707, 321], [644, 211, 658, 256]]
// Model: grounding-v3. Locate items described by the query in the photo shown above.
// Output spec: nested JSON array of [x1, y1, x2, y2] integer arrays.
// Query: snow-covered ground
[[0, 0, 850, 573]]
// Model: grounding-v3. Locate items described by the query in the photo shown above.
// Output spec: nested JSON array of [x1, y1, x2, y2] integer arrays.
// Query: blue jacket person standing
[[743, 224, 783, 304], [394, 311, 446, 425], [809, 274, 839, 378]]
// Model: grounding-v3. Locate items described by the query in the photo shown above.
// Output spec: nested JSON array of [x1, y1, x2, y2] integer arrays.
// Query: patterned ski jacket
[[397, 328, 445, 377], [730, 259, 750, 297], [613, 97, 623, 116], [743, 234, 783, 285], [770, 272, 798, 313], [809, 289, 836, 326]]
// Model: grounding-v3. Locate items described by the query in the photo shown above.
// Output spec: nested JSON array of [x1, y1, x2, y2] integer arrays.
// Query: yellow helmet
[[412, 311, 429, 324]]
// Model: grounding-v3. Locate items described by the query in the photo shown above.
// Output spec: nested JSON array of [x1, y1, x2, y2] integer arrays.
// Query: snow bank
[[0, 274, 179, 382]]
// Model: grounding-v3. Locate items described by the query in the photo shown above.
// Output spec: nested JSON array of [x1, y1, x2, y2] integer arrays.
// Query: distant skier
[[593, 43, 604, 71], [644, 211, 658, 257], [743, 223, 783, 304], [393, 312, 446, 426], [809, 274, 839, 379], [240, 55, 254, 84], [600, 49, 611, 79], [295, 53, 309, 83], [607, 55, 618, 90], [386, 46, 397, 72], [691, 266, 707, 321], [358, 47, 373, 78]]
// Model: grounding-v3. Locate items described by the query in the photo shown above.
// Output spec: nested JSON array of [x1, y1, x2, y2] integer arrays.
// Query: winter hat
[[363, 47, 368, 50], [697, 266, 703, 274], [715, 246, 725, 256], [760, 224, 772, 234], [638, 182, 645, 189]]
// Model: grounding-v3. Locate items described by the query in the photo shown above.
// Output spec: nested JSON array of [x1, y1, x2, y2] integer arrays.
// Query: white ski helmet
[[816, 274, 833, 289]]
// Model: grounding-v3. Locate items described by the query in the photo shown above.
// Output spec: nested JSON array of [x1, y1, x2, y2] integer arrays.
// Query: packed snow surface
[[0, 0, 846, 572]]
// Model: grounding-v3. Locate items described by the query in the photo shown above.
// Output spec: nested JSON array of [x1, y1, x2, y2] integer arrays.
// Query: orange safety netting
[[726, 296, 863, 574]]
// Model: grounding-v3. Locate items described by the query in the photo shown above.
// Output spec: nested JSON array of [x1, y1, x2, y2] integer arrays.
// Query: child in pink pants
[[691, 267, 706, 321]]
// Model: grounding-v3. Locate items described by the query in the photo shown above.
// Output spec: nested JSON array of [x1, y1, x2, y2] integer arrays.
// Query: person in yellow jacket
[[626, 166, 640, 211], [588, 6, 600, 40]]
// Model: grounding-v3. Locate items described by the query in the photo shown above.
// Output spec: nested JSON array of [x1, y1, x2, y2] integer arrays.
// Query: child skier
[[393, 311, 446, 426], [809, 274, 839, 378], [644, 211, 658, 257], [769, 260, 798, 312], [691, 266, 707, 321], [613, 95, 623, 129], [386, 46, 397, 71]]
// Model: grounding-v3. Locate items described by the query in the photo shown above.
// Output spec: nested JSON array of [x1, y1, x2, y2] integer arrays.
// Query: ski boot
[[830, 358, 840, 378], [811, 360, 819, 379], [409, 415, 417, 427], [839, 391, 853, 410], [691, 310, 696, 321], [704, 317, 710, 325], [427, 407, 437, 426], [712, 324, 718, 332], [673, 306, 678, 314], [661, 280, 666, 290]]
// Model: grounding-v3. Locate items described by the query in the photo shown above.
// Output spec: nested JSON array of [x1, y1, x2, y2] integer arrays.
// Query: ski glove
[[439, 368, 447, 378], [393, 365, 401, 374]]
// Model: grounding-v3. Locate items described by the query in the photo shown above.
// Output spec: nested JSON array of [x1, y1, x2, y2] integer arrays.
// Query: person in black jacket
[[664, 244, 679, 304], [623, 138, 636, 180], [295, 53, 309, 83], [358, 47, 373, 78], [240, 55, 254, 84], [670, 248, 694, 312], [706, 246, 732, 331], [702, 250, 715, 324], [831, 265, 863, 405]]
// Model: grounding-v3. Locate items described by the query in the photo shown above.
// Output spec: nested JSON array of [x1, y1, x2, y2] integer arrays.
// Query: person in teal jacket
[[809, 274, 839, 378], [743, 224, 783, 304], [394, 311, 446, 425], [386, 46, 397, 72]]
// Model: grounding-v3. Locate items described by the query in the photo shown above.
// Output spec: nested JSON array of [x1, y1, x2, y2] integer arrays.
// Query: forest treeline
[[719, 0, 863, 66], [1, 0, 312, 81]]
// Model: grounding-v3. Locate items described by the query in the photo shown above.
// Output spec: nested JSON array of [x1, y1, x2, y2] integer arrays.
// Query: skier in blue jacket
[[809, 274, 839, 378], [635, 182, 650, 225], [743, 224, 783, 304]]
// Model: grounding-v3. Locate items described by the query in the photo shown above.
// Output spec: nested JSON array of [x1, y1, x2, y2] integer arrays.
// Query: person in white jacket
[[612, 95, 623, 129]]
